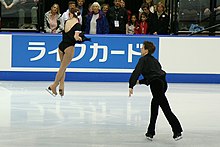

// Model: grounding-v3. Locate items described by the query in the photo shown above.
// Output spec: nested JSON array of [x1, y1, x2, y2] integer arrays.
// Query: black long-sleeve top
[[129, 54, 166, 88]]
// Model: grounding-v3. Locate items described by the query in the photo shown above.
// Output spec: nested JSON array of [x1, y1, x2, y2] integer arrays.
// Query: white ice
[[0, 81, 220, 147]]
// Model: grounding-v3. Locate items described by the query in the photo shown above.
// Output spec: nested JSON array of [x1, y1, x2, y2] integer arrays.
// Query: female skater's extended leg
[[58, 50, 65, 96], [49, 46, 74, 95]]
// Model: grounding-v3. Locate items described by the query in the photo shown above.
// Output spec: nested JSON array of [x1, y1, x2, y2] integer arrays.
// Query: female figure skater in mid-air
[[46, 7, 89, 97], [128, 41, 183, 141]]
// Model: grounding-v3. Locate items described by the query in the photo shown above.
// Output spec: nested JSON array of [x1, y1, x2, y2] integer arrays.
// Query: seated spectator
[[153, 2, 169, 35], [204, 6, 220, 16], [85, 2, 109, 34], [44, 3, 63, 33], [61, 1, 82, 28], [1, 0, 38, 29], [126, 14, 139, 34], [18, 0, 38, 29], [0, 0, 9, 9]]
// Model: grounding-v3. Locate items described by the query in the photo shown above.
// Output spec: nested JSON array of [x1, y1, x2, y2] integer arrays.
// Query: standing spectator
[[153, 2, 169, 35], [139, 0, 155, 20], [85, 2, 109, 34], [101, 3, 109, 16], [120, 0, 131, 22], [107, 0, 128, 34], [137, 12, 149, 34], [76, 0, 86, 31], [44, 3, 63, 33], [126, 14, 139, 34], [61, 1, 82, 28], [141, 3, 157, 34]]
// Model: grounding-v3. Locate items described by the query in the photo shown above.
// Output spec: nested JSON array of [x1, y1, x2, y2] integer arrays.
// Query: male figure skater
[[128, 41, 183, 141]]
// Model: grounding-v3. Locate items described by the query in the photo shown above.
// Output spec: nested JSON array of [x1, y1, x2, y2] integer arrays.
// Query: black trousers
[[147, 77, 183, 135]]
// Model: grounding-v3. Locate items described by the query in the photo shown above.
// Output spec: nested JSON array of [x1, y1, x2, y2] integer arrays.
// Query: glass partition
[[178, 0, 210, 32], [0, 0, 39, 31]]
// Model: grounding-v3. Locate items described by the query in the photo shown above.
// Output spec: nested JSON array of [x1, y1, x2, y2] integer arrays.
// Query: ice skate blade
[[174, 136, 183, 141], [45, 88, 56, 97], [146, 137, 153, 141]]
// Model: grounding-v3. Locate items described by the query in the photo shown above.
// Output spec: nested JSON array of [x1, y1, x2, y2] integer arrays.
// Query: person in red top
[[138, 12, 149, 34]]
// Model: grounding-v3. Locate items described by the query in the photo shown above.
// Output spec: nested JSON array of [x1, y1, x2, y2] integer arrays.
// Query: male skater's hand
[[129, 88, 133, 97]]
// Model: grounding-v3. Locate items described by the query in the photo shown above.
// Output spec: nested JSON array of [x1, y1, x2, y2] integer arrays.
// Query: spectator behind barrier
[[153, 2, 169, 35], [85, 2, 109, 34], [61, 1, 82, 28], [76, 0, 86, 32], [101, 3, 109, 16], [140, 3, 157, 34], [126, 14, 139, 35], [137, 12, 149, 34], [120, 0, 131, 22], [139, 0, 155, 20], [44, 3, 63, 33], [107, 0, 128, 34], [1, 0, 38, 29]]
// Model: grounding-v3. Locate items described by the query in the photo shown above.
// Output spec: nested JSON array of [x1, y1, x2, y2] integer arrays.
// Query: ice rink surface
[[0, 81, 220, 147]]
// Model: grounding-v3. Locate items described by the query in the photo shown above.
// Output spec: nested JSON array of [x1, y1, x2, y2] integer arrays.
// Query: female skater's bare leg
[[58, 50, 65, 96], [49, 46, 74, 95]]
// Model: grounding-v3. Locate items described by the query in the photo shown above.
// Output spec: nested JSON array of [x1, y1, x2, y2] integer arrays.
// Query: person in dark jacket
[[139, 3, 157, 34], [85, 2, 109, 34], [129, 41, 183, 141], [107, 0, 128, 34], [153, 2, 169, 35]]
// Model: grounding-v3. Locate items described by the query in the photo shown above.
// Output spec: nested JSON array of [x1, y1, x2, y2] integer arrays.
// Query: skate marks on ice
[[0, 82, 220, 147]]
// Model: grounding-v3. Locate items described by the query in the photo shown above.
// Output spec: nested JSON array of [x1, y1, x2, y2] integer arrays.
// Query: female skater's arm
[[74, 31, 82, 42]]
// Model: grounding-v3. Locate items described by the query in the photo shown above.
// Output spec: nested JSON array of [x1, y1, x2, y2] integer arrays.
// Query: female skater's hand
[[77, 36, 82, 42], [129, 88, 133, 97], [74, 31, 82, 42]]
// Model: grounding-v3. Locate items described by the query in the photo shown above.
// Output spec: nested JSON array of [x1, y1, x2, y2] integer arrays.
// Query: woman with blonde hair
[[44, 3, 63, 33], [85, 2, 109, 34]]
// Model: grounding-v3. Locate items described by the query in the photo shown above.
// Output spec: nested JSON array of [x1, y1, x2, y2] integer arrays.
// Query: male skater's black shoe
[[145, 133, 153, 141], [173, 132, 182, 141]]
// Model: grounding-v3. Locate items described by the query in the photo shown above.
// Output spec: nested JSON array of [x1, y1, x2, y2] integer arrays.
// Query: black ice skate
[[45, 87, 56, 97], [173, 133, 182, 141], [145, 133, 153, 141], [59, 89, 64, 98]]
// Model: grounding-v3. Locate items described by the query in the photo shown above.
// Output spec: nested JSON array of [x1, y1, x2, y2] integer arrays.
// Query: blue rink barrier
[[1, 72, 220, 84], [0, 33, 220, 83]]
